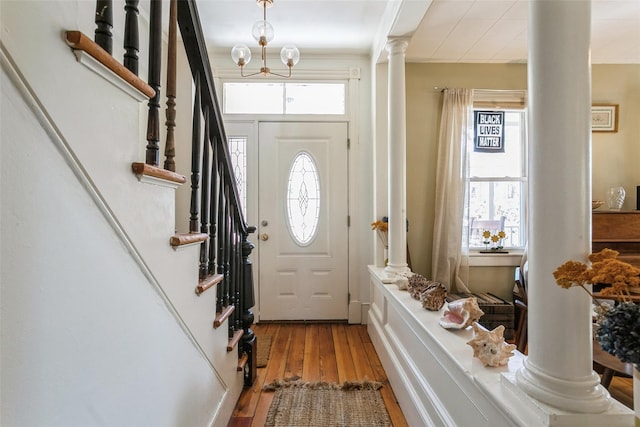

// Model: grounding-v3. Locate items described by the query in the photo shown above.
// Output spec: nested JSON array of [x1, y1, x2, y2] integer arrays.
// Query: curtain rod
[[433, 87, 527, 94]]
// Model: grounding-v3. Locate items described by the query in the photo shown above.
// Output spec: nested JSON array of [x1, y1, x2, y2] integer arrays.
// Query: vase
[[635, 366, 639, 426], [606, 186, 626, 211]]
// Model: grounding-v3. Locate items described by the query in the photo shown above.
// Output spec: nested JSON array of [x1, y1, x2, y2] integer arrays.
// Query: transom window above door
[[223, 82, 346, 115]]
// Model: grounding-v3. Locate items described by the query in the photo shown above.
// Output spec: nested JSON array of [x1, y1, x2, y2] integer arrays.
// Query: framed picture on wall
[[591, 104, 619, 132]]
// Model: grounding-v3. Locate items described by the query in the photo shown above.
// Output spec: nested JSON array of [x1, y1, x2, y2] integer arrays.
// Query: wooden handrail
[[65, 31, 154, 98], [131, 162, 186, 184], [176, 0, 249, 235], [169, 232, 208, 248]]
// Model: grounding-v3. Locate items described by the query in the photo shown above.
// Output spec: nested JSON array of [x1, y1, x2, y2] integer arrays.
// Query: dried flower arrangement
[[553, 248, 640, 369], [371, 217, 389, 249]]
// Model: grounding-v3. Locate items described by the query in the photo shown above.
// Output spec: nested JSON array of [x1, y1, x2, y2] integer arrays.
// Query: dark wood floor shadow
[[227, 323, 408, 427]]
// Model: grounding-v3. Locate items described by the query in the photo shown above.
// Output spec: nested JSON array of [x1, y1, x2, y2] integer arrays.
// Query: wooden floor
[[228, 323, 633, 426], [228, 323, 408, 427], [604, 375, 634, 409]]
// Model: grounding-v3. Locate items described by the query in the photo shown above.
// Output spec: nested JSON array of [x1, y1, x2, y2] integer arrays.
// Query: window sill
[[468, 250, 524, 267]]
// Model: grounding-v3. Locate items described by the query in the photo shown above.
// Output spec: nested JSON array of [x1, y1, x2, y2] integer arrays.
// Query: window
[[286, 151, 320, 246], [223, 82, 345, 115], [467, 108, 527, 249], [228, 136, 247, 218]]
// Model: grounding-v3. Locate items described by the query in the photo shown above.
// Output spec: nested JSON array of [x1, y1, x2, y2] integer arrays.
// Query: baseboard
[[348, 300, 362, 324]]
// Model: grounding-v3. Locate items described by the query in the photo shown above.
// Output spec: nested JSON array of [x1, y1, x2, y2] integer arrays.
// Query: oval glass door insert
[[286, 152, 320, 245]]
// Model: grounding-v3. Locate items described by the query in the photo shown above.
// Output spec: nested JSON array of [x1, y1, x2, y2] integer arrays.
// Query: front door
[[258, 122, 349, 320]]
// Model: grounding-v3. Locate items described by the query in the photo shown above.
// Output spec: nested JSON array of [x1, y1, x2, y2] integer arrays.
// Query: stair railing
[[175, 1, 257, 386], [75, 0, 257, 386]]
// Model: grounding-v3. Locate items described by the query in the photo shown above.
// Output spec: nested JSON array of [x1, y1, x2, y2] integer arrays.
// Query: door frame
[[221, 68, 365, 324], [224, 117, 355, 323]]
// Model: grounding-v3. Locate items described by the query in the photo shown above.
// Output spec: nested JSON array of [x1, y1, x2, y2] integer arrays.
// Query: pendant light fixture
[[231, 0, 300, 78]]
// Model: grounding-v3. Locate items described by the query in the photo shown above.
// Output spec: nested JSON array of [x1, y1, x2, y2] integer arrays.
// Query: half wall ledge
[[367, 265, 634, 427]]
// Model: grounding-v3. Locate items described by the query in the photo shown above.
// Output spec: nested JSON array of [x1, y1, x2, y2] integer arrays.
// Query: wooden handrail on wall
[[64, 31, 154, 98]]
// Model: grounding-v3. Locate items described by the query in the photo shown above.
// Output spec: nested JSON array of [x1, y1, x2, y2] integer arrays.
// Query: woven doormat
[[256, 335, 272, 368], [263, 379, 392, 427]]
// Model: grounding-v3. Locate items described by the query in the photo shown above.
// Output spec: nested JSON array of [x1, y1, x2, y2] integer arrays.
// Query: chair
[[513, 267, 528, 353], [470, 216, 506, 245]]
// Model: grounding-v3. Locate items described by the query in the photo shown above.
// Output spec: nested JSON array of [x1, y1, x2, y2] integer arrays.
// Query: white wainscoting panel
[[367, 266, 634, 427]]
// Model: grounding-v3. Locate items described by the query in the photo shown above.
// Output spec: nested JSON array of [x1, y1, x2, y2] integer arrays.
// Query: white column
[[384, 38, 409, 275], [516, 0, 610, 413]]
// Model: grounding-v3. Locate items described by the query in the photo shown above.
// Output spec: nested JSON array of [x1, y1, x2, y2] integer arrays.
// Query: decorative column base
[[384, 263, 410, 275], [516, 358, 611, 413]]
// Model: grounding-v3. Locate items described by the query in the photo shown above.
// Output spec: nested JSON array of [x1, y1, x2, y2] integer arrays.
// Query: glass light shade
[[251, 20, 274, 43], [280, 45, 300, 67], [231, 44, 252, 66]]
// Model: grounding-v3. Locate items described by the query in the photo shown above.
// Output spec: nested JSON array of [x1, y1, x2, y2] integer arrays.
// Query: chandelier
[[231, 0, 300, 78]]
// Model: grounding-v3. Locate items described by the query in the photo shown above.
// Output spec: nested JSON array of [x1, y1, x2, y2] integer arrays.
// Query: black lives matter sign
[[474, 111, 505, 153]]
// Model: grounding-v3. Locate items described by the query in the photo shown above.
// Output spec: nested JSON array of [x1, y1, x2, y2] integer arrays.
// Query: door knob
[[261, 233, 269, 241]]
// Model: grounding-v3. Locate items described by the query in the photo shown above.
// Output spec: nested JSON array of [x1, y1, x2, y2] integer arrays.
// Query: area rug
[[256, 335, 272, 368], [263, 379, 392, 426]]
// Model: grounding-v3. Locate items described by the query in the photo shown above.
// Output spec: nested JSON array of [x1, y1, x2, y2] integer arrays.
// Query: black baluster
[[189, 76, 202, 233], [199, 110, 211, 279], [233, 221, 241, 333], [225, 195, 233, 338], [145, 0, 162, 166], [123, 0, 139, 74], [95, 0, 113, 54], [217, 170, 226, 277], [163, 0, 177, 170], [208, 139, 219, 276], [235, 228, 243, 335]]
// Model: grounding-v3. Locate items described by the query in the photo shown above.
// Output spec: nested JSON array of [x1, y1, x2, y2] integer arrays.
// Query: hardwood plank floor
[[230, 324, 634, 426], [228, 323, 408, 427]]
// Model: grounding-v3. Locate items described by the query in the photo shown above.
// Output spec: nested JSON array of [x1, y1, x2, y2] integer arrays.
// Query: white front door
[[258, 122, 349, 320]]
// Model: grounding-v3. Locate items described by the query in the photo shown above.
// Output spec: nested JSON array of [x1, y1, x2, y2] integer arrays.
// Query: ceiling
[[198, 0, 640, 65]]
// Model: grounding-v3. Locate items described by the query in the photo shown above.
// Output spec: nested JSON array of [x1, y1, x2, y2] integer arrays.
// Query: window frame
[[466, 94, 528, 253], [222, 81, 348, 116]]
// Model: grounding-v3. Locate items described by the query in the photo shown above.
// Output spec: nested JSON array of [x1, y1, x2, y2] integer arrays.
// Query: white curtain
[[432, 88, 474, 293]]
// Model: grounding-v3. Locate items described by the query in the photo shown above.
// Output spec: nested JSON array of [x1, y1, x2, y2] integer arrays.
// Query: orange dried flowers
[[553, 249, 640, 302]]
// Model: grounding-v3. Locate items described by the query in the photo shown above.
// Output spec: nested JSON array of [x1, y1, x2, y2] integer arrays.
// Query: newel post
[[240, 226, 257, 386]]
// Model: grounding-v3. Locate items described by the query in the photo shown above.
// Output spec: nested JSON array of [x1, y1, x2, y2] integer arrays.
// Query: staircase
[[1, 1, 254, 425]]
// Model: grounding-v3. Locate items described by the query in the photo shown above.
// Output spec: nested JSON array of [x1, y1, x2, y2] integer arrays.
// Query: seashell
[[407, 275, 443, 299], [407, 274, 430, 299], [419, 282, 447, 311], [395, 275, 409, 290], [439, 297, 484, 329], [466, 322, 517, 367]]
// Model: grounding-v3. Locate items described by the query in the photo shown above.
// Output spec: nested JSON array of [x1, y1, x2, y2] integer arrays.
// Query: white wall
[[0, 63, 227, 427], [375, 62, 640, 297], [1, 1, 242, 424]]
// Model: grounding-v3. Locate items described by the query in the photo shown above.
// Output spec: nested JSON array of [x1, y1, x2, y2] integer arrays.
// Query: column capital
[[385, 37, 409, 55]]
